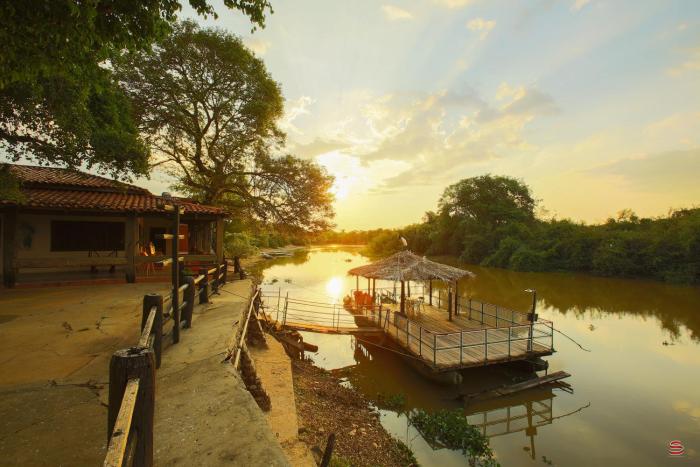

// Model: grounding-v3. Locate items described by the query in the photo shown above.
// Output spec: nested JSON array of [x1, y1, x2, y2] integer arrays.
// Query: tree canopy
[[115, 21, 334, 232], [0, 0, 272, 180]]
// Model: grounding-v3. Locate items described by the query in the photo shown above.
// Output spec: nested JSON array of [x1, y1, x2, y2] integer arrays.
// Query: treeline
[[333, 176, 700, 284], [311, 229, 397, 245]]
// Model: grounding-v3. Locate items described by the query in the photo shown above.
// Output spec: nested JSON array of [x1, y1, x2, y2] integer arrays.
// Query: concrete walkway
[[153, 279, 288, 466]]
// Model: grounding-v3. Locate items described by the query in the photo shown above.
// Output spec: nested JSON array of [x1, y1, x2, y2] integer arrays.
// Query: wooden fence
[[103, 262, 228, 467]]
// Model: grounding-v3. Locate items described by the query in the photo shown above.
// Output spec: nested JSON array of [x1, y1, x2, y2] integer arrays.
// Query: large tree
[[115, 21, 334, 232], [0, 0, 272, 180]]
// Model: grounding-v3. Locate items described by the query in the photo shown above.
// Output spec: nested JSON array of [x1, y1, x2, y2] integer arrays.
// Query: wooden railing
[[104, 261, 228, 467]]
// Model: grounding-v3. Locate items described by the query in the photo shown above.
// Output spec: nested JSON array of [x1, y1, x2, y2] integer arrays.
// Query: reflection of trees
[[445, 262, 700, 342]]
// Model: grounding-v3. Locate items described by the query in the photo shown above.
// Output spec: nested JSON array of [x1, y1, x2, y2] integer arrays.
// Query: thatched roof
[[348, 250, 474, 282]]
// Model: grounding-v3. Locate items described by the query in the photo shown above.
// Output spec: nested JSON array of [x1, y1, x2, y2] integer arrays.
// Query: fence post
[[141, 294, 163, 368], [198, 268, 209, 304], [419, 327, 423, 357], [406, 318, 409, 346], [438, 291, 441, 309], [484, 329, 488, 362], [108, 347, 155, 467], [447, 289, 453, 321], [181, 276, 196, 329], [211, 266, 219, 295], [433, 334, 437, 365]]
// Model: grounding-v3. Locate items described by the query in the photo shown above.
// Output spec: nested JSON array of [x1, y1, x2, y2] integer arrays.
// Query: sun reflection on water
[[325, 276, 344, 302]]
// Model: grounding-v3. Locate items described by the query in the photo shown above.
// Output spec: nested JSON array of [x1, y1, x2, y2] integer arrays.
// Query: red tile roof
[[2, 164, 225, 216]]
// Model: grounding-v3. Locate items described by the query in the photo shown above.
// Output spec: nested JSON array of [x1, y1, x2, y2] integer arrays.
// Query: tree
[[0, 0, 272, 180], [115, 21, 334, 232]]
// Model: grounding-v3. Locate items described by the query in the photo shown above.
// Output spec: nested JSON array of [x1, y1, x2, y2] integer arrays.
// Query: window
[[51, 221, 125, 252]]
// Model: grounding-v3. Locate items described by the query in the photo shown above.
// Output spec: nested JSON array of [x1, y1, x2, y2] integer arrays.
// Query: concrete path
[[250, 338, 316, 467], [153, 279, 289, 466]]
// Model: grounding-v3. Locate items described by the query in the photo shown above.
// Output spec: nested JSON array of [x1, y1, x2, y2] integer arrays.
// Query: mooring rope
[[551, 327, 591, 352]]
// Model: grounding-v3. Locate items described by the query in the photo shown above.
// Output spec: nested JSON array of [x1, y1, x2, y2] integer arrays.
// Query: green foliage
[[225, 232, 257, 258], [364, 231, 405, 257], [391, 438, 419, 466], [377, 392, 406, 410], [0, 1, 271, 178], [409, 409, 498, 466], [329, 456, 352, 467], [319, 175, 700, 285], [116, 21, 333, 232]]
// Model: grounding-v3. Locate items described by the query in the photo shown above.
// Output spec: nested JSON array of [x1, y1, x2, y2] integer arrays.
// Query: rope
[[552, 327, 591, 352]]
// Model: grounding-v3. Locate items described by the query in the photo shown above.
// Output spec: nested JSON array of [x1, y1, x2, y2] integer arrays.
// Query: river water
[[253, 246, 700, 466]]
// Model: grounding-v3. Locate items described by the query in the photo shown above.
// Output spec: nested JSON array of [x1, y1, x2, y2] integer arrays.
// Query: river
[[252, 246, 700, 466]]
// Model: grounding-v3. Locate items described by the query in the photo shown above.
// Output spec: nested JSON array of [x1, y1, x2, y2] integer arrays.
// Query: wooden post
[[372, 278, 376, 304], [407, 281, 411, 297], [221, 259, 228, 284], [215, 217, 224, 264], [447, 289, 453, 321], [198, 268, 209, 304], [367, 277, 370, 293], [141, 294, 163, 368], [182, 275, 196, 328], [171, 204, 180, 344], [2, 209, 17, 288], [400, 280, 406, 315], [454, 281, 459, 315], [108, 347, 155, 467], [428, 280, 432, 306], [125, 214, 139, 283], [356, 275, 359, 291]]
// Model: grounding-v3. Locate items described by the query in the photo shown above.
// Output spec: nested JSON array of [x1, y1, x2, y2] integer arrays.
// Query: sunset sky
[[155, 0, 699, 229]]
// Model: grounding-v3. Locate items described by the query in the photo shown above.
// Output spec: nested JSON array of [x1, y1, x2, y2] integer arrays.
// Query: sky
[[61, 1, 700, 229]]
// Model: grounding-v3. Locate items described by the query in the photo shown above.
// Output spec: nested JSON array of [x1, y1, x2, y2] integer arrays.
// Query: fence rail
[[104, 261, 228, 467]]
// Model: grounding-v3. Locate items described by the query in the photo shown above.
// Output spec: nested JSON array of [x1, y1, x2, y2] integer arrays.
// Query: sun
[[330, 176, 352, 200]]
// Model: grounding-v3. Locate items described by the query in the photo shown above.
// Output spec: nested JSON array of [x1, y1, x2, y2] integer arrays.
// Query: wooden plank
[[104, 378, 139, 467], [464, 371, 571, 403], [135, 254, 214, 264]]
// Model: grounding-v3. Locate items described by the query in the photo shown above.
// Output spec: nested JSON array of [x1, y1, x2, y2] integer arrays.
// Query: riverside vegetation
[[316, 175, 700, 285]]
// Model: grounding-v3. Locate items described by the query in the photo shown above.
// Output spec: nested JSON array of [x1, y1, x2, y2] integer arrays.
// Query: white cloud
[[382, 5, 413, 21], [667, 47, 700, 76], [243, 37, 271, 55], [572, 0, 590, 11], [433, 0, 475, 9], [467, 18, 496, 40], [281, 96, 315, 135]]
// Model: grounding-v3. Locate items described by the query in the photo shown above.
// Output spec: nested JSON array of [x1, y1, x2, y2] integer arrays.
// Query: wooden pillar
[[372, 278, 376, 303], [428, 280, 432, 306], [447, 288, 453, 321], [2, 210, 17, 288], [198, 268, 209, 304], [141, 294, 163, 368], [356, 275, 359, 291], [108, 347, 155, 467], [215, 217, 224, 263], [125, 214, 139, 283], [367, 277, 370, 293], [171, 206, 180, 344], [181, 276, 196, 329], [400, 280, 405, 315], [454, 280, 459, 315]]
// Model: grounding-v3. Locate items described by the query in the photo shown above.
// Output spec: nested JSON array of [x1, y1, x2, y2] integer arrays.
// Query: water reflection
[[258, 247, 700, 466]]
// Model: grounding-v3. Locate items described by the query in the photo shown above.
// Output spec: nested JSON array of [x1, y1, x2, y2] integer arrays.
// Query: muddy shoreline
[[291, 358, 417, 467]]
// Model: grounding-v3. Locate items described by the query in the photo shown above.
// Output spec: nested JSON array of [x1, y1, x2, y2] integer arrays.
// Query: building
[[1, 163, 226, 287]]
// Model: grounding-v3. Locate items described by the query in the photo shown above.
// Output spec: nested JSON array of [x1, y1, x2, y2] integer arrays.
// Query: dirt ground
[[292, 359, 417, 467]]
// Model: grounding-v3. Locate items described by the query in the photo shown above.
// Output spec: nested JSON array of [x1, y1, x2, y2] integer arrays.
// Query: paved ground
[[0, 280, 288, 466], [250, 337, 316, 467]]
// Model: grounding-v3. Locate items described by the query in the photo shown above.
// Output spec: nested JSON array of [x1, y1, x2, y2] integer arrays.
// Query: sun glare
[[325, 276, 344, 301], [330, 176, 352, 200]]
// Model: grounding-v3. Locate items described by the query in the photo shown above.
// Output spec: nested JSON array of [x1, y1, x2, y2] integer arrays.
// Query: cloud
[[244, 37, 271, 55], [572, 0, 590, 11], [281, 96, 314, 135], [467, 18, 496, 40], [382, 5, 413, 21], [667, 47, 700, 76], [433, 0, 475, 8], [585, 148, 700, 194]]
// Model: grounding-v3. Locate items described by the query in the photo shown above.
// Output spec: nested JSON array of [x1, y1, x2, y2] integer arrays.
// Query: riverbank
[[291, 358, 417, 467]]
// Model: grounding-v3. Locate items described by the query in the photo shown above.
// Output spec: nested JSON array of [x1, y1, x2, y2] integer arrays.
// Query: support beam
[[2, 210, 17, 288], [215, 217, 224, 263], [125, 214, 139, 283], [400, 280, 406, 315], [448, 288, 453, 321], [428, 280, 432, 306], [454, 280, 459, 315]]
